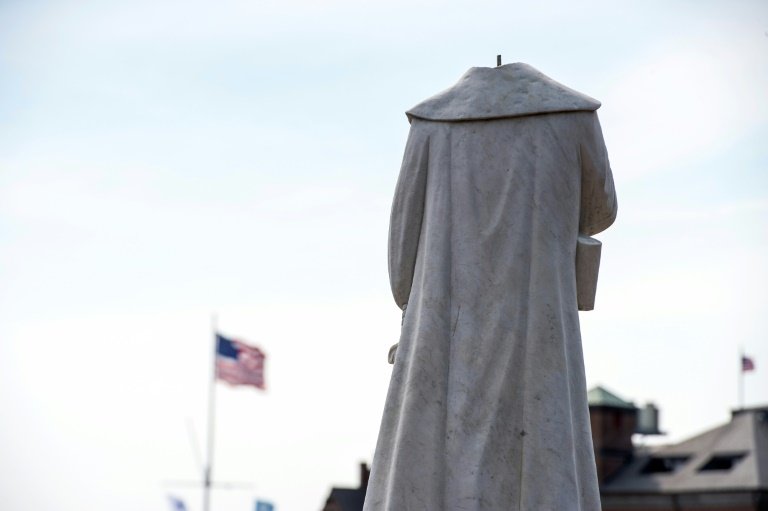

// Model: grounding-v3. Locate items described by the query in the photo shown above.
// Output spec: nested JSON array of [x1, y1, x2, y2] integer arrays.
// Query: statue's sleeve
[[579, 112, 618, 236], [388, 125, 430, 310]]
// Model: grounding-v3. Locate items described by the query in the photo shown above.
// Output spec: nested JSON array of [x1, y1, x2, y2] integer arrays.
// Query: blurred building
[[591, 386, 768, 511], [321, 463, 369, 511], [321, 388, 768, 510]]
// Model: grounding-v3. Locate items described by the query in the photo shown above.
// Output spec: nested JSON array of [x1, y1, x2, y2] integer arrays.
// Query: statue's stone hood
[[406, 62, 600, 122]]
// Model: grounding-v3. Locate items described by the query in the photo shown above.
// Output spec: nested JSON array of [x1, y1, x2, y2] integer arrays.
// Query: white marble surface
[[406, 62, 600, 122], [364, 63, 617, 511], [576, 235, 603, 311]]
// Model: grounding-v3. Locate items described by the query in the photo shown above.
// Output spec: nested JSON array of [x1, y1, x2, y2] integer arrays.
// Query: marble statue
[[363, 63, 617, 511]]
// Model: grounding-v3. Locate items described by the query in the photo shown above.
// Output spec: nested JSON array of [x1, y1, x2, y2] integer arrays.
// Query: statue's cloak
[[364, 63, 617, 511]]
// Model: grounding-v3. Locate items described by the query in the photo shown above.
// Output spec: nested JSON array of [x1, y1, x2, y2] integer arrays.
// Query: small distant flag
[[216, 334, 266, 390], [256, 500, 275, 511], [168, 496, 187, 511], [742, 355, 755, 372]]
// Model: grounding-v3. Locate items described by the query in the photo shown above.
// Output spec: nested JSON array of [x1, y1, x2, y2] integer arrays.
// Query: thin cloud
[[601, 30, 768, 180]]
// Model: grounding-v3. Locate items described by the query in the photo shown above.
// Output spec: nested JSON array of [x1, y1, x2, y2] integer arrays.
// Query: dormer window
[[640, 456, 690, 474], [697, 453, 747, 472]]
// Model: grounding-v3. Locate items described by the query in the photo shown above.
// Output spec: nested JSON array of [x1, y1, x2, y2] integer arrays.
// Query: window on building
[[697, 453, 747, 472], [640, 456, 690, 474]]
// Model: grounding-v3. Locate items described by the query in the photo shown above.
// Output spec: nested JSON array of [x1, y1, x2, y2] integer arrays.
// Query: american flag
[[216, 334, 266, 390], [742, 355, 755, 372]]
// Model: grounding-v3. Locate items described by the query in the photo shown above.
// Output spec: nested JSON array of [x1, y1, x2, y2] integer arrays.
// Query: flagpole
[[738, 346, 744, 410], [204, 313, 218, 511]]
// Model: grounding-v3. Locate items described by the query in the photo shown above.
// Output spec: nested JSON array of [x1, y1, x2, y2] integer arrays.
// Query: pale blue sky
[[1, 1, 766, 510]]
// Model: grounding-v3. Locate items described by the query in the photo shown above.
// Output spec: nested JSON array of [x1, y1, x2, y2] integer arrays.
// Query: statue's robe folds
[[364, 63, 617, 511]]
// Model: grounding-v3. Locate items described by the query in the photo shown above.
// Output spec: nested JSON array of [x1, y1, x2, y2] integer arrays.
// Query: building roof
[[588, 385, 637, 410], [322, 463, 369, 511], [603, 406, 768, 494], [326, 488, 366, 511]]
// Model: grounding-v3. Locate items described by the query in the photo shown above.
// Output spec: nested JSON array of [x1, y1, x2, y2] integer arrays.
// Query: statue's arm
[[579, 112, 618, 236], [388, 124, 430, 310]]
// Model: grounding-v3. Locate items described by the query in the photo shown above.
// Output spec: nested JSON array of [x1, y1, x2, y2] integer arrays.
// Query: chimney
[[359, 462, 370, 490], [587, 386, 638, 484], [636, 402, 663, 435]]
